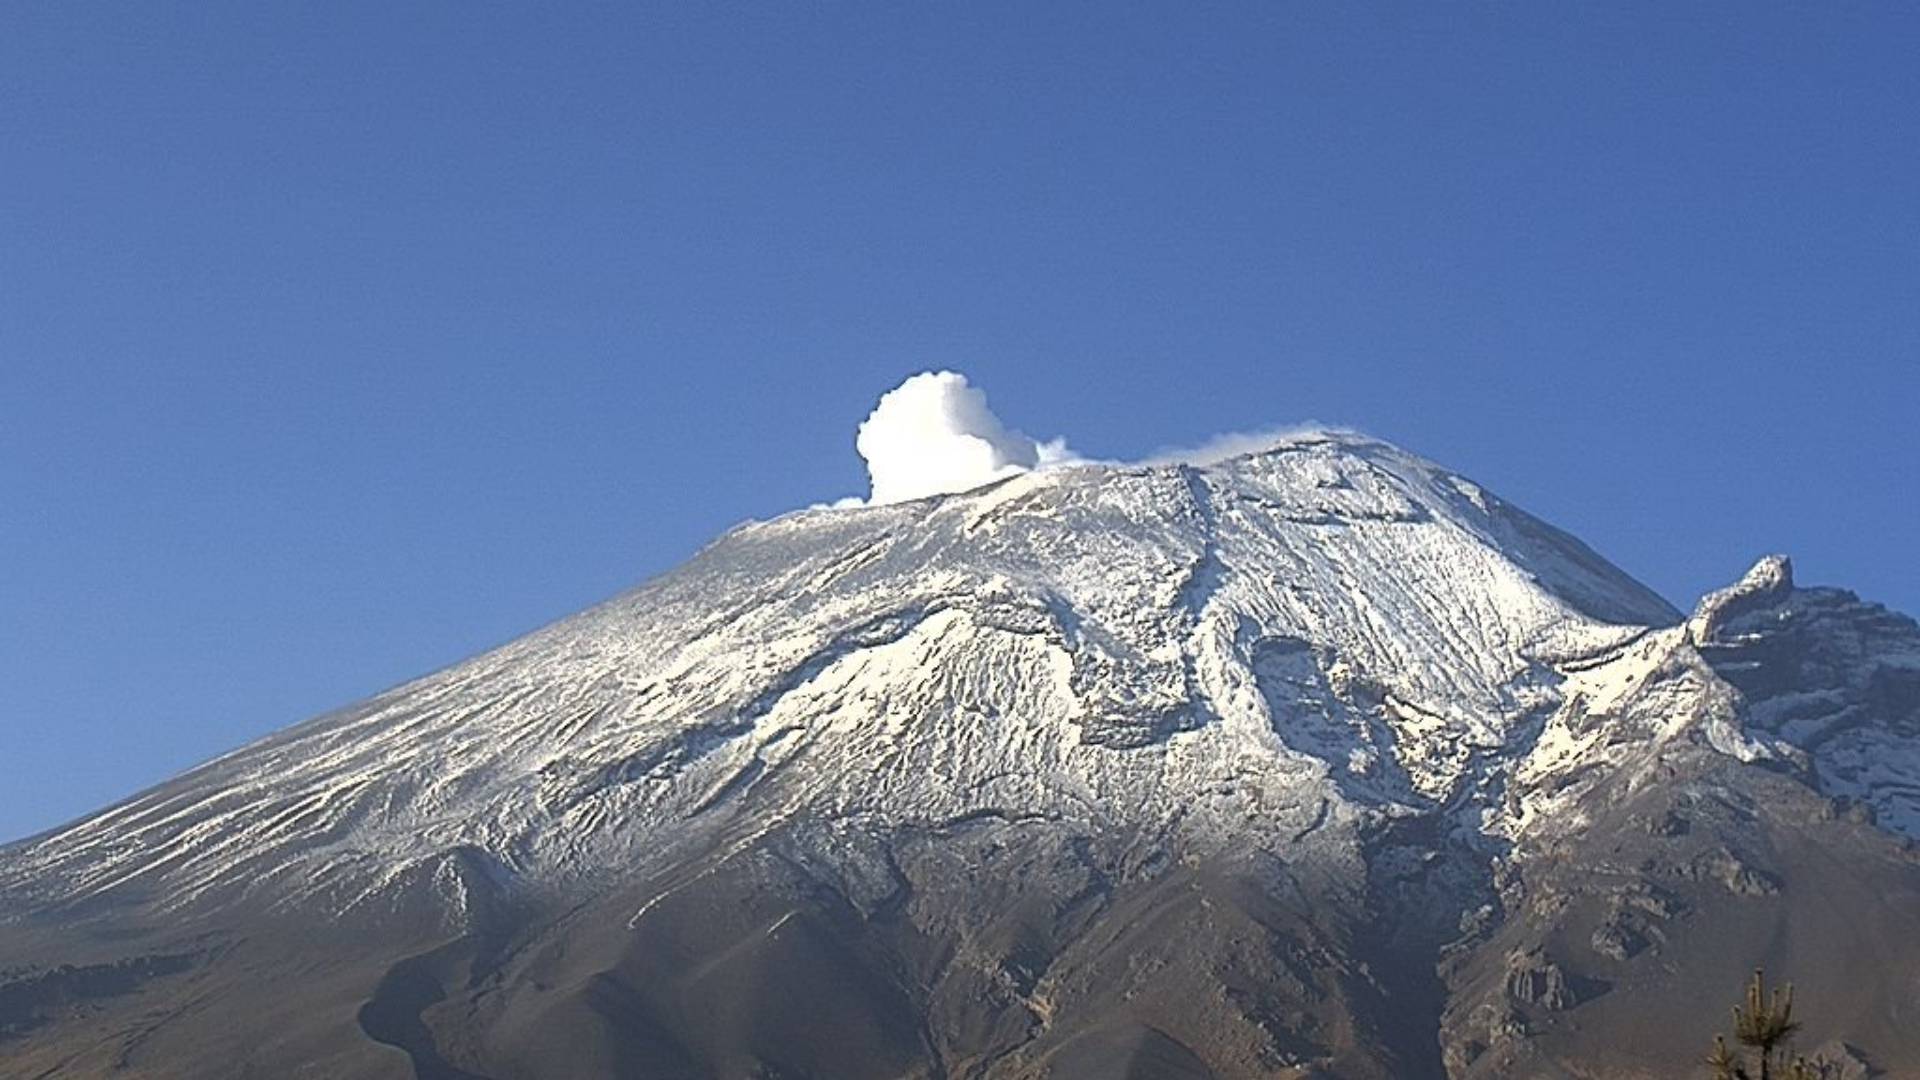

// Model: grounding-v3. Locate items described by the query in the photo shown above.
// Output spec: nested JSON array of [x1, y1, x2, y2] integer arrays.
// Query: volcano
[[4, 432, 1917, 1078]]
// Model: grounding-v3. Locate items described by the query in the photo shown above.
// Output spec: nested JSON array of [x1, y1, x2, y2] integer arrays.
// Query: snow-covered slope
[[1515, 553, 1920, 840], [0, 432, 1672, 917]]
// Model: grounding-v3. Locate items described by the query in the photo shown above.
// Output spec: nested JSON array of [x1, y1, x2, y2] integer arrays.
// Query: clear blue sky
[[3, 3, 1916, 843]]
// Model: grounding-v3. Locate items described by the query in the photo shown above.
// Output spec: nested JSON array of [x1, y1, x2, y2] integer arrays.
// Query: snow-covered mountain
[[4, 431, 1917, 1079]]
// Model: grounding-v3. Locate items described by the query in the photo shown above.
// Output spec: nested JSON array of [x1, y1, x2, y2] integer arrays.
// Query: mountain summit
[[4, 432, 1918, 1079]]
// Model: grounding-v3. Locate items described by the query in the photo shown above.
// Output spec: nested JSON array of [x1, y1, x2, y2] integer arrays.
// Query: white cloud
[[854, 371, 1076, 505], [1138, 424, 1340, 466], [831, 371, 1343, 509]]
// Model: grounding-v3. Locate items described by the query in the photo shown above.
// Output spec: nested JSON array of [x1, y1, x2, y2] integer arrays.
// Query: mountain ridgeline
[[3, 433, 1917, 1078]]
